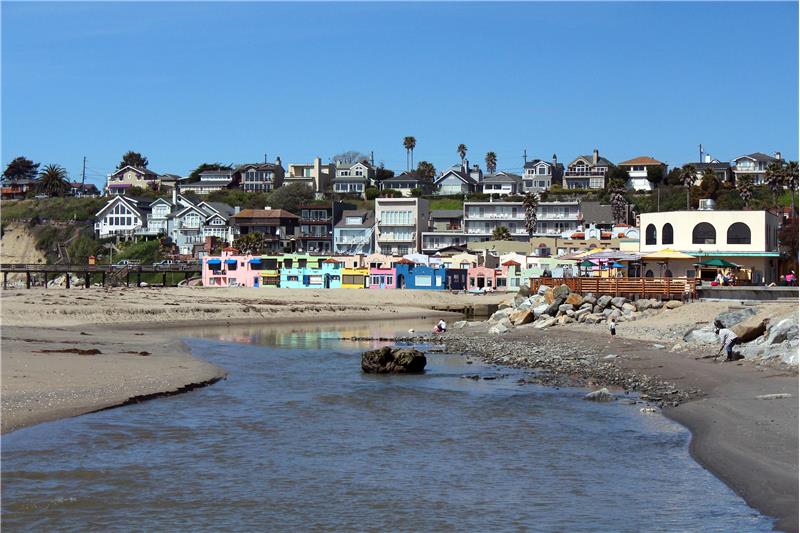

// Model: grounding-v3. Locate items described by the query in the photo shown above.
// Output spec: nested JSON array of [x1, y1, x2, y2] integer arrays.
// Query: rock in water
[[584, 388, 614, 402], [361, 347, 427, 374]]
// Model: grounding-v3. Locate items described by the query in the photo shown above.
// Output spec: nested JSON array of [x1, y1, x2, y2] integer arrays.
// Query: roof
[[571, 154, 614, 168], [580, 201, 614, 225], [235, 163, 282, 172], [431, 210, 463, 219], [333, 175, 369, 183], [380, 172, 423, 183], [231, 209, 299, 219], [198, 169, 233, 176], [483, 173, 522, 184], [735, 152, 779, 163], [434, 168, 477, 186], [204, 202, 236, 219], [111, 165, 158, 178], [335, 210, 373, 228], [618, 156, 665, 166], [689, 161, 731, 170]]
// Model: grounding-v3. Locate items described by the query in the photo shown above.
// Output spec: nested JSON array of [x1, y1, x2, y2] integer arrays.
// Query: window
[[727, 222, 751, 245], [386, 276, 393, 285], [645, 224, 657, 245], [662, 223, 674, 245], [692, 223, 716, 245], [645, 269, 654, 278]]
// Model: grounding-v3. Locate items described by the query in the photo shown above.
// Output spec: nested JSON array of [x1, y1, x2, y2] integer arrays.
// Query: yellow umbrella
[[643, 248, 696, 260], [575, 247, 608, 259]]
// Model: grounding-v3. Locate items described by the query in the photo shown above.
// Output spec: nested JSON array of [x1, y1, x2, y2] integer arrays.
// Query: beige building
[[285, 157, 334, 194], [374, 197, 429, 255], [106, 166, 160, 195], [639, 210, 780, 284]]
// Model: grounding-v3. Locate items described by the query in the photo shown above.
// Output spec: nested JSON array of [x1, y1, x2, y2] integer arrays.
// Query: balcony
[[564, 169, 606, 177], [337, 237, 369, 245], [464, 213, 525, 221], [538, 212, 582, 221], [378, 234, 415, 242]]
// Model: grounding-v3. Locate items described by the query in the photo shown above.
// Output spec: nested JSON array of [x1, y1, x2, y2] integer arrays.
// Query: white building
[[522, 156, 563, 193], [94, 196, 151, 238], [732, 152, 782, 186], [482, 172, 522, 196], [374, 197, 429, 255], [618, 156, 666, 192], [639, 207, 780, 284]]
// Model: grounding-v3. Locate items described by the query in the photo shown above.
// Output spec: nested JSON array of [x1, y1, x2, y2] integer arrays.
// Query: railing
[[530, 277, 696, 300], [564, 170, 606, 177]]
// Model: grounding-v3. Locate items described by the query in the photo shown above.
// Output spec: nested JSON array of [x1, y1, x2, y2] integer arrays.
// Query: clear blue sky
[[3, 1, 798, 187]]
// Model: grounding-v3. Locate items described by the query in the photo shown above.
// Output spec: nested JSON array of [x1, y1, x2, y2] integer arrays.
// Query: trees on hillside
[[611, 187, 627, 224], [3, 156, 39, 181], [416, 161, 436, 192], [117, 151, 149, 169], [699, 168, 720, 200], [605, 165, 628, 191], [38, 164, 70, 196], [485, 152, 497, 174], [736, 174, 754, 208], [265, 182, 314, 213], [331, 151, 368, 165], [522, 192, 539, 236], [403, 136, 416, 171], [233, 232, 269, 254], [646, 165, 664, 185]]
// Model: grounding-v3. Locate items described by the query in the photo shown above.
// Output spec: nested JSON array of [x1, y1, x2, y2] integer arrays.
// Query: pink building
[[369, 267, 396, 289], [203, 249, 263, 288], [467, 266, 499, 292]]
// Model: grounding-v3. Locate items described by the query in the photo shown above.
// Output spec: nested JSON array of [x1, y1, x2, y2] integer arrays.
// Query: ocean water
[[1, 320, 774, 532]]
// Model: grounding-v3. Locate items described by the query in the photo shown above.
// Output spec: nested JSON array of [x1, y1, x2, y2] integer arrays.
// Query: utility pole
[[81, 156, 86, 196], [522, 149, 527, 166], [264, 153, 267, 164], [370, 151, 374, 167]]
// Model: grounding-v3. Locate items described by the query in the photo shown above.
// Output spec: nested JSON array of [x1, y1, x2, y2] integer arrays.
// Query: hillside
[[0, 223, 47, 264]]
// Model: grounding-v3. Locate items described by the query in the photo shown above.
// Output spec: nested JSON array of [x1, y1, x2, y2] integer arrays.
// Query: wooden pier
[[0, 263, 202, 289]]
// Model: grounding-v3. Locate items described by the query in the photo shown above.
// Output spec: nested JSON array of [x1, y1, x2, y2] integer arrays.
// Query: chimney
[[592, 148, 599, 165], [172, 181, 178, 205], [234, 205, 241, 214], [275, 156, 282, 167], [704, 154, 711, 163], [461, 159, 469, 173], [552, 153, 558, 166], [775, 151, 782, 161]]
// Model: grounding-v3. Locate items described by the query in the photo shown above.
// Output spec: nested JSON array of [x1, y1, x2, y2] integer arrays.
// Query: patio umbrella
[[610, 262, 625, 269], [699, 258, 739, 268], [643, 248, 696, 260]]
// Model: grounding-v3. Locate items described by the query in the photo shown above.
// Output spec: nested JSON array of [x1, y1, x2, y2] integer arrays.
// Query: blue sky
[[2, 2, 798, 187]]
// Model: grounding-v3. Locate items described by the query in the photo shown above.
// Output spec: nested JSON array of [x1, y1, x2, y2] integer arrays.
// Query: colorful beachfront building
[[279, 256, 328, 288], [203, 250, 264, 287], [341, 266, 370, 288], [369, 267, 397, 289], [393, 263, 446, 290], [467, 265, 499, 292]]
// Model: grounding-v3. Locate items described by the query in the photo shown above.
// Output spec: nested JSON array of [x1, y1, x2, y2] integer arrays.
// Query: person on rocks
[[434, 319, 448, 334], [608, 317, 617, 341], [714, 325, 739, 362]]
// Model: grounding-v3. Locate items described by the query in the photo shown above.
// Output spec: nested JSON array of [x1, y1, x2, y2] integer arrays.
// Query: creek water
[[2, 320, 774, 532]]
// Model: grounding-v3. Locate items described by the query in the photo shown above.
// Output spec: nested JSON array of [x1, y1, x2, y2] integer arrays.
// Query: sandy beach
[[1, 287, 502, 432]]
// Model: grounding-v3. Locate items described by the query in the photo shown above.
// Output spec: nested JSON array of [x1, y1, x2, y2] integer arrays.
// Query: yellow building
[[341, 267, 369, 288]]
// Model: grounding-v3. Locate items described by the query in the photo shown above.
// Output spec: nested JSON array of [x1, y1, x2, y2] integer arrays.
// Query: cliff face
[[0, 223, 46, 264]]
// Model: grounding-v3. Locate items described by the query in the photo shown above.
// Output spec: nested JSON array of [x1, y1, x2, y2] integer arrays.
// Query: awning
[[207, 259, 221, 265], [249, 258, 262, 264], [225, 259, 238, 265], [699, 258, 740, 268]]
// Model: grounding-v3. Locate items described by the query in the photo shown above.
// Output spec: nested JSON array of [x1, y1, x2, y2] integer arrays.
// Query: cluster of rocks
[[486, 284, 684, 334], [432, 333, 697, 408], [684, 307, 798, 366], [361, 346, 427, 374]]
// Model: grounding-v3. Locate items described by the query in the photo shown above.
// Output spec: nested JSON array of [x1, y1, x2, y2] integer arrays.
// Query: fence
[[530, 277, 696, 301]]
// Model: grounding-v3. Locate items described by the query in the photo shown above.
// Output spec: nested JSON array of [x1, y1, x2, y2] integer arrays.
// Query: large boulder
[[536, 284, 549, 296], [532, 304, 550, 318], [621, 302, 636, 315], [764, 315, 799, 346], [665, 300, 683, 310], [582, 295, 597, 306], [683, 326, 718, 344], [585, 313, 606, 324], [498, 297, 515, 310], [574, 307, 591, 321], [584, 388, 614, 402], [510, 309, 535, 326], [517, 284, 532, 298], [528, 295, 545, 307], [489, 308, 513, 322], [543, 289, 555, 304], [597, 295, 613, 309], [452, 320, 468, 329], [610, 296, 627, 309], [635, 298, 652, 311], [544, 295, 567, 317], [649, 300, 664, 310], [731, 316, 769, 343], [362, 347, 427, 374], [715, 307, 756, 328], [558, 303, 574, 315], [489, 322, 510, 335], [558, 315, 575, 325], [579, 302, 593, 310], [553, 284, 571, 300], [593, 305, 603, 314], [565, 293, 583, 306], [533, 317, 558, 329]]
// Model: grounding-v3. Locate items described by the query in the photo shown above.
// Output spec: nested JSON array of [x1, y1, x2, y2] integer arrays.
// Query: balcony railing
[[538, 212, 581, 220], [378, 234, 415, 242], [564, 170, 606, 177], [464, 213, 525, 220], [336, 237, 369, 245]]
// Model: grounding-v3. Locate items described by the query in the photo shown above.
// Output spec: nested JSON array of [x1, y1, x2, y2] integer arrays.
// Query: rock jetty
[[361, 346, 427, 374]]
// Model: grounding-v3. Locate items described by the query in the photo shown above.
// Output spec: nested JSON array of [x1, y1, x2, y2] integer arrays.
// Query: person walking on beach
[[608, 317, 616, 341], [715, 325, 739, 362]]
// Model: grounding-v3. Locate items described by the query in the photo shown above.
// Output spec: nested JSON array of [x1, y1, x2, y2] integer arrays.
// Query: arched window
[[645, 224, 657, 245], [727, 222, 751, 245], [692, 223, 716, 245], [664, 269, 673, 278], [645, 269, 654, 278], [662, 223, 674, 245]]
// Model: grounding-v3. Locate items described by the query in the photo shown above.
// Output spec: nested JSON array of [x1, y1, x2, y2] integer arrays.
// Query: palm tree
[[785, 161, 798, 214], [699, 167, 720, 200], [457, 144, 468, 164], [765, 162, 786, 208], [611, 189, 627, 224], [38, 164, 70, 197], [736, 174, 754, 209], [680, 164, 697, 210], [403, 136, 416, 171], [522, 192, 539, 236], [485, 152, 497, 174], [492, 226, 512, 241]]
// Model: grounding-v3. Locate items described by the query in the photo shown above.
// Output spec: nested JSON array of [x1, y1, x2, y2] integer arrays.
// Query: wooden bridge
[[0, 263, 202, 289], [530, 276, 696, 301]]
